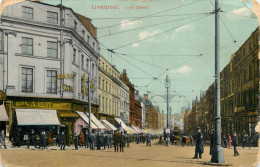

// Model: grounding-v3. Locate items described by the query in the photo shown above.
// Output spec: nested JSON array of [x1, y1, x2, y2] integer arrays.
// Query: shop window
[[73, 48, 76, 64]]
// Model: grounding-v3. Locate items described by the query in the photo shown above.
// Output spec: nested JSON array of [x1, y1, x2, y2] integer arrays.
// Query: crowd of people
[[0, 127, 159, 152]]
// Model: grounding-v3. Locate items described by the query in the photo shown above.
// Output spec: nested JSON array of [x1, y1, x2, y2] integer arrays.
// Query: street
[[0, 141, 258, 167]]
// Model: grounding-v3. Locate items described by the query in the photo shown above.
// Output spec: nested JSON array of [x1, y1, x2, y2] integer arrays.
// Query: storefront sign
[[82, 74, 87, 96], [13, 101, 71, 110], [62, 84, 72, 91], [57, 73, 74, 80]]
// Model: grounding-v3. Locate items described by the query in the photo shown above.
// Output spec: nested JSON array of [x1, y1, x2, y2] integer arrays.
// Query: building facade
[[220, 27, 259, 137], [98, 55, 120, 123], [143, 94, 158, 129], [119, 80, 129, 124], [0, 1, 99, 144], [120, 69, 135, 125]]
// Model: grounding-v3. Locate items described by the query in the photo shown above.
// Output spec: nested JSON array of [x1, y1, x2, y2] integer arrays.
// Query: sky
[[40, 0, 258, 115]]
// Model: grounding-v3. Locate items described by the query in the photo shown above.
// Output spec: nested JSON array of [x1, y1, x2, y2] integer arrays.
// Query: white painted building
[[119, 80, 129, 124], [0, 1, 99, 144]]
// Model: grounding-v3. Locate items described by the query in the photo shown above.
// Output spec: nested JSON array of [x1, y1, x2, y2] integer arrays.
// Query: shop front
[[6, 96, 99, 146]]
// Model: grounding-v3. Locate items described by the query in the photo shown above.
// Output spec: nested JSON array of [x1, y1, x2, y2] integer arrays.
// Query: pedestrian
[[103, 133, 108, 150], [210, 129, 214, 155], [166, 133, 170, 146], [74, 132, 79, 150], [56, 131, 60, 147], [27, 129, 37, 149], [84, 130, 89, 148], [243, 134, 248, 148], [254, 133, 259, 147], [222, 135, 227, 148], [40, 130, 47, 150], [120, 132, 125, 152], [193, 129, 204, 159], [78, 131, 84, 147], [96, 132, 101, 150], [159, 135, 162, 144], [146, 134, 151, 147], [126, 134, 130, 148], [0, 129, 6, 149], [227, 134, 232, 148], [233, 132, 239, 156], [60, 131, 66, 150], [113, 130, 120, 152]]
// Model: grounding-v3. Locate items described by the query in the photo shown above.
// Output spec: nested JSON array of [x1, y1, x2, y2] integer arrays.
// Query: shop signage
[[13, 101, 71, 110], [57, 73, 74, 80], [82, 74, 87, 96], [62, 84, 72, 91]]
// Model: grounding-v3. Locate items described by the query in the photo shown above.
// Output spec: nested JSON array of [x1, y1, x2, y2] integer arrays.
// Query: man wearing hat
[[193, 129, 204, 159], [233, 132, 239, 156]]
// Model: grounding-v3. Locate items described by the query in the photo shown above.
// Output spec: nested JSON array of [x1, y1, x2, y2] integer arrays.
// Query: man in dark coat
[[120, 132, 125, 152], [89, 133, 94, 150], [193, 129, 204, 159], [159, 135, 162, 144], [113, 131, 120, 152], [126, 134, 130, 148], [103, 133, 109, 150], [84, 131, 89, 148], [210, 129, 214, 155], [40, 130, 47, 150], [254, 133, 259, 147], [96, 132, 101, 150], [233, 132, 239, 156], [0, 129, 6, 149], [27, 129, 37, 149], [60, 131, 66, 150], [146, 134, 151, 147], [74, 133, 79, 150]]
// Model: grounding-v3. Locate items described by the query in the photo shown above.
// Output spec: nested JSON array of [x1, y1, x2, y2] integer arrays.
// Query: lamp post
[[165, 75, 171, 129], [211, 0, 224, 163]]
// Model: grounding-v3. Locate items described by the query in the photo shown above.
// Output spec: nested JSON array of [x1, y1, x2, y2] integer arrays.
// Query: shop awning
[[114, 118, 129, 131], [76, 111, 98, 129], [140, 129, 147, 134], [135, 126, 145, 133], [16, 109, 60, 126], [0, 104, 8, 121], [128, 126, 137, 134], [145, 128, 151, 134], [101, 119, 117, 131], [132, 126, 141, 133], [88, 113, 106, 129]]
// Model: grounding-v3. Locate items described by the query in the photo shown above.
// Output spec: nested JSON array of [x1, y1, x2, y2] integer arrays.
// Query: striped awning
[[16, 109, 60, 125], [76, 111, 98, 129], [0, 104, 8, 121], [114, 118, 129, 131], [101, 119, 117, 131], [88, 113, 106, 129]]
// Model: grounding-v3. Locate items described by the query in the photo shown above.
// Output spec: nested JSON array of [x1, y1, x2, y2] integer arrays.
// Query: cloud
[[121, 20, 142, 30], [171, 65, 192, 74], [172, 25, 193, 40], [132, 43, 140, 47], [227, 7, 251, 19], [138, 30, 168, 42]]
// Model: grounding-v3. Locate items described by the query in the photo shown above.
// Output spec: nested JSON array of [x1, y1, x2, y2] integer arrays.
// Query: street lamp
[[165, 75, 171, 129]]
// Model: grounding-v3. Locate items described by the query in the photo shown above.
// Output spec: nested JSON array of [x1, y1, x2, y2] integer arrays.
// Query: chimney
[[144, 94, 148, 100], [136, 90, 139, 95]]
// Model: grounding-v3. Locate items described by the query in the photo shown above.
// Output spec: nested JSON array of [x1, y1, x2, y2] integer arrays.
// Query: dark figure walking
[[254, 133, 259, 147], [120, 132, 125, 152], [103, 133, 108, 150], [40, 130, 47, 150], [210, 129, 214, 155], [27, 129, 37, 149], [193, 129, 204, 159], [60, 131, 66, 150], [159, 135, 162, 144], [89, 133, 94, 150], [0, 129, 6, 149], [84, 131, 89, 148], [74, 133, 79, 150], [96, 133, 101, 150], [113, 131, 120, 152], [233, 132, 239, 156], [126, 134, 130, 148], [146, 134, 151, 147]]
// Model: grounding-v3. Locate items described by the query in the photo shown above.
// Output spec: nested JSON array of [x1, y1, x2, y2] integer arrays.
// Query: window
[[47, 41, 58, 58], [87, 35, 90, 43], [244, 69, 246, 83], [249, 65, 252, 80], [102, 80, 104, 90], [81, 55, 84, 68], [0, 31, 3, 51], [21, 37, 33, 55], [93, 42, 95, 49], [82, 30, 85, 39], [256, 35, 258, 45], [249, 42, 252, 50], [92, 63, 94, 77], [243, 48, 245, 56], [22, 6, 33, 19], [73, 48, 76, 64], [102, 97, 104, 112], [21, 67, 33, 93], [106, 82, 108, 91], [86, 59, 89, 72], [47, 11, 58, 23], [46, 70, 57, 94], [74, 21, 77, 30]]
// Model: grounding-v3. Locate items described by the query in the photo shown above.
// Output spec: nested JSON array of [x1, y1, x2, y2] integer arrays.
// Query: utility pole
[[165, 75, 170, 129], [211, 0, 224, 163], [60, 0, 64, 97], [88, 75, 92, 134]]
